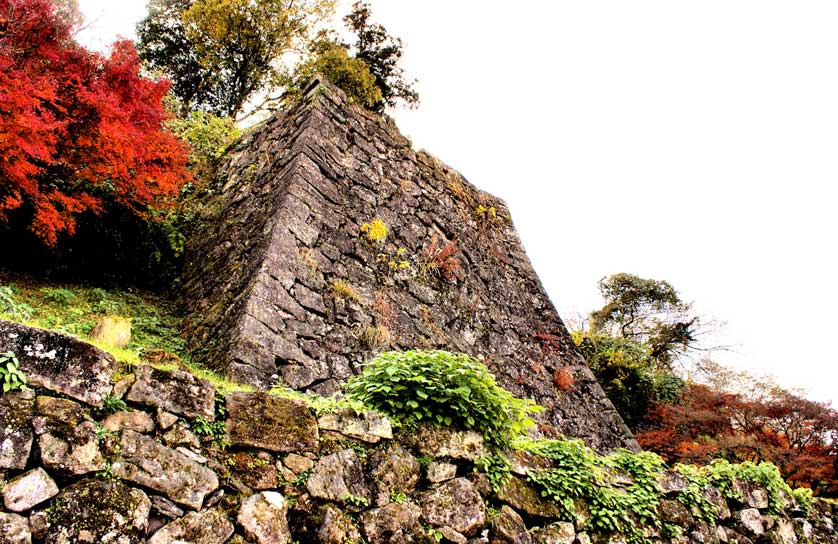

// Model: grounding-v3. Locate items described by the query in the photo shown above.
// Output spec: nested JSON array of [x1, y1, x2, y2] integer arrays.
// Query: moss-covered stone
[[41, 478, 150, 544], [225, 392, 318, 453]]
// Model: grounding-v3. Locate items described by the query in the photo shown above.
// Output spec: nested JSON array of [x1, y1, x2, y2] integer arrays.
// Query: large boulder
[[0, 512, 31, 544], [497, 476, 564, 519], [490, 506, 532, 544], [0, 320, 113, 406], [408, 426, 486, 461], [225, 392, 319, 452], [317, 409, 393, 443], [420, 478, 486, 536], [126, 365, 215, 419], [317, 504, 362, 544], [360, 501, 423, 544], [111, 430, 218, 510], [306, 448, 370, 507], [147, 508, 234, 544], [368, 443, 421, 506], [39, 479, 150, 544], [238, 491, 292, 544], [0, 391, 34, 470], [2, 468, 58, 512]]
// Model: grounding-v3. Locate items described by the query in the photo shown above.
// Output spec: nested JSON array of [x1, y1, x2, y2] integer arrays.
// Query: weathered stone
[[792, 519, 812, 540], [427, 461, 457, 483], [658, 499, 694, 526], [504, 449, 554, 477], [126, 365, 215, 419], [0, 512, 30, 544], [410, 426, 486, 460], [2, 468, 58, 512], [531, 522, 576, 544], [734, 508, 765, 536], [238, 491, 291, 544], [111, 430, 218, 510], [318, 504, 361, 544], [283, 452, 315, 474], [317, 409, 393, 443], [101, 410, 155, 433], [226, 392, 319, 452], [0, 320, 113, 407], [656, 471, 689, 495], [368, 443, 421, 506], [574, 533, 591, 544], [490, 506, 532, 544], [40, 479, 150, 544], [162, 421, 201, 449], [28, 511, 48, 541], [228, 451, 278, 490], [306, 448, 370, 506], [0, 391, 34, 470], [38, 421, 105, 476], [732, 479, 770, 510], [420, 477, 485, 536], [439, 526, 468, 544], [703, 486, 731, 520], [180, 79, 639, 454], [150, 495, 183, 519], [147, 508, 234, 544], [359, 501, 422, 544], [497, 476, 564, 519], [34, 396, 86, 426], [156, 410, 179, 430], [760, 518, 797, 544]]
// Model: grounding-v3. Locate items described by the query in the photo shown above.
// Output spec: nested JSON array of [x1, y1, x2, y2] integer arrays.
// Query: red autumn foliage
[[0, 0, 190, 246], [553, 367, 574, 392], [637, 382, 838, 497], [421, 236, 464, 283]]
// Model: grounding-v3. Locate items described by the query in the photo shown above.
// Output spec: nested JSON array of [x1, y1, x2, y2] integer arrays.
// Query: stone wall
[[1, 320, 836, 544], [181, 78, 634, 453]]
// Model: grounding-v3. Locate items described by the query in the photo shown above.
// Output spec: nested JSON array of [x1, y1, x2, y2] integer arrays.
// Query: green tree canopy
[[137, 0, 335, 118], [343, 1, 418, 111], [590, 273, 699, 368]]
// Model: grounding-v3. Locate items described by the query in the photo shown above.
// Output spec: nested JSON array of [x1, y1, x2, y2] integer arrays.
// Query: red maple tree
[[0, 0, 190, 246], [637, 382, 838, 496]]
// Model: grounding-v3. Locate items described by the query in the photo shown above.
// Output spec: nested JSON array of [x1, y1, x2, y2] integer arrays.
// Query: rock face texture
[[0, 321, 835, 544], [181, 78, 634, 452]]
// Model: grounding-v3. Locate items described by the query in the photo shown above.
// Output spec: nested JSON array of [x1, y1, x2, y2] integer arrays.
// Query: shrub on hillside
[[344, 350, 542, 446]]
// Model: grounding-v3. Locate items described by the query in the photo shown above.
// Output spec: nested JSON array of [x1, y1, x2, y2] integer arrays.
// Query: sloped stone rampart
[[181, 78, 635, 452], [0, 322, 835, 544]]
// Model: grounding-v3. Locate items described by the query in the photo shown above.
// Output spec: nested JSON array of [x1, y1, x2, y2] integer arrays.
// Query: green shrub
[[0, 351, 27, 393], [344, 350, 541, 446], [0, 286, 33, 319]]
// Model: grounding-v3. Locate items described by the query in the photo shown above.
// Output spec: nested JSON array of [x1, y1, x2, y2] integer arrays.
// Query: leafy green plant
[[0, 286, 32, 319], [342, 493, 369, 508], [344, 350, 541, 447], [389, 490, 408, 504], [101, 394, 128, 415], [684, 459, 793, 513], [523, 439, 668, 544], [94, 423, 117, 442], [294, 468, 314, 488], [474, 453, 511, 492], [40, 287, 76, 305], [792, 487, 813, 514], [0, 351, 27, 393], [191, 416, 228, 449]]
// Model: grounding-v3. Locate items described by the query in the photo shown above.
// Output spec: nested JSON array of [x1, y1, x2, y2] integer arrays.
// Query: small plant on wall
[[359, 217, 388, 244], [419, 236, 464, 284]]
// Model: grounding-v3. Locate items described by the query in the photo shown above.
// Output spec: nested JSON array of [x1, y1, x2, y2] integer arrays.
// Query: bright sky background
[[76, 1, 838, 405]]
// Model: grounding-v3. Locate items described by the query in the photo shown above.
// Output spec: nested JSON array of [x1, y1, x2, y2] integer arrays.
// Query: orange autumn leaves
[[0, 0, 190, 245]]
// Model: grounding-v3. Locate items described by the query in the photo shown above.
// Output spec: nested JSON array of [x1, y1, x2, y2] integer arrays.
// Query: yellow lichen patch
[[359, 218, 388, 244]]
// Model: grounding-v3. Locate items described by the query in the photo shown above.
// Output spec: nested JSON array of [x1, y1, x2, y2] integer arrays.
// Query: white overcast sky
[[76, 1, 838, 405]]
